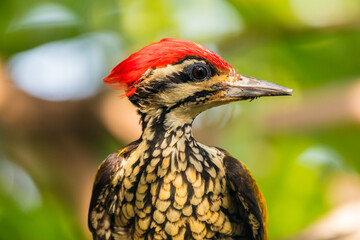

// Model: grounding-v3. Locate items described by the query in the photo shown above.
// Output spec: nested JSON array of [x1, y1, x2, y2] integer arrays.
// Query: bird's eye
[[192, 66, 208, 80]]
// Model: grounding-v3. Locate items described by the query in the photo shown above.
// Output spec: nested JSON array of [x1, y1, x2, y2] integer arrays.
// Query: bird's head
[[104, 39, 292, 128]]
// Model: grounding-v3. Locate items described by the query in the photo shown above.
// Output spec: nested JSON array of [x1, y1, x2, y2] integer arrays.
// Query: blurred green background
[[1, 0, 360, 239]]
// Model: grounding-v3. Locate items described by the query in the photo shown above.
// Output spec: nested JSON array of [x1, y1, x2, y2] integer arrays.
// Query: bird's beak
[[221, 74, 293, 100]]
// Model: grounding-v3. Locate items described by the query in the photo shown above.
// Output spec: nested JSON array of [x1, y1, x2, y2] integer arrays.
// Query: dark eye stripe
[[143, 71, 190, 93], [141, 59, 216, 94], [167, 71, 192, 84]]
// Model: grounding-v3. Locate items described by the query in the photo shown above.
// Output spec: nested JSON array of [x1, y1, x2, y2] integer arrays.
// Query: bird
[[88, 38, 292, 240]]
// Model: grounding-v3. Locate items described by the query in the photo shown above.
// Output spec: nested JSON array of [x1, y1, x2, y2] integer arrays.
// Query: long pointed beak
[[223, 75, 293, 100]]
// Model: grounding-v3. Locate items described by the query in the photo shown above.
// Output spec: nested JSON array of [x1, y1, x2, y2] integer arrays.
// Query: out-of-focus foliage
[[0, 190, 85, 240], [1, 0, 360, 239]]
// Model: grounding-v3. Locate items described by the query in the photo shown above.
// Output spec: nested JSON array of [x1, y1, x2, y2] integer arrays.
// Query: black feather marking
[[88, 140, 140, 239], [172, 56, 220, 76], [166, 89, 217, 113], [218, 148, 265, 240]]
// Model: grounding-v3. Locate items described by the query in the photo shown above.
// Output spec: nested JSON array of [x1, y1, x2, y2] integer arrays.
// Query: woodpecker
[[88, 38, 292, 240]]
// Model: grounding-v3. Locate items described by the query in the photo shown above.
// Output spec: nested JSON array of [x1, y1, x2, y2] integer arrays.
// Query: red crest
[[103, 38, 232, 96]]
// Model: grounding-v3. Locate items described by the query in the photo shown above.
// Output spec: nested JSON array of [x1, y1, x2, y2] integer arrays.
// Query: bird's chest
[[118, 142, 241, 240]]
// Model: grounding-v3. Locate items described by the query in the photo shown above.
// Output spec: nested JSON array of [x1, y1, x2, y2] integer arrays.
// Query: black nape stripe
[[166, 90, 217, 113]]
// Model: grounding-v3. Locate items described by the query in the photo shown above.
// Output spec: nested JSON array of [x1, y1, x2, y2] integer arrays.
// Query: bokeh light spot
[[9, 32, 122, 101]]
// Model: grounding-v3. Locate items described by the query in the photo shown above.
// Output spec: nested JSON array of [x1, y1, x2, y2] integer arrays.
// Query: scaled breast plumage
[[113, 124, 244, 239]]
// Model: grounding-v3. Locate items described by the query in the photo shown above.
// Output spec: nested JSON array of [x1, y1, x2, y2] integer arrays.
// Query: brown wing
[[218, 148, 268, 240], [88, 140, 139, 240]]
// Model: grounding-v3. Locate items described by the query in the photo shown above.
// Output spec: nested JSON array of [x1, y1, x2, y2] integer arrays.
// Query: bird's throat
[[139, 106, 197, 144]]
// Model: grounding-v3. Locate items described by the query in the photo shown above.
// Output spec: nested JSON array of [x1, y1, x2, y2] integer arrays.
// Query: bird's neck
[[139, 110, 195, 147]]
